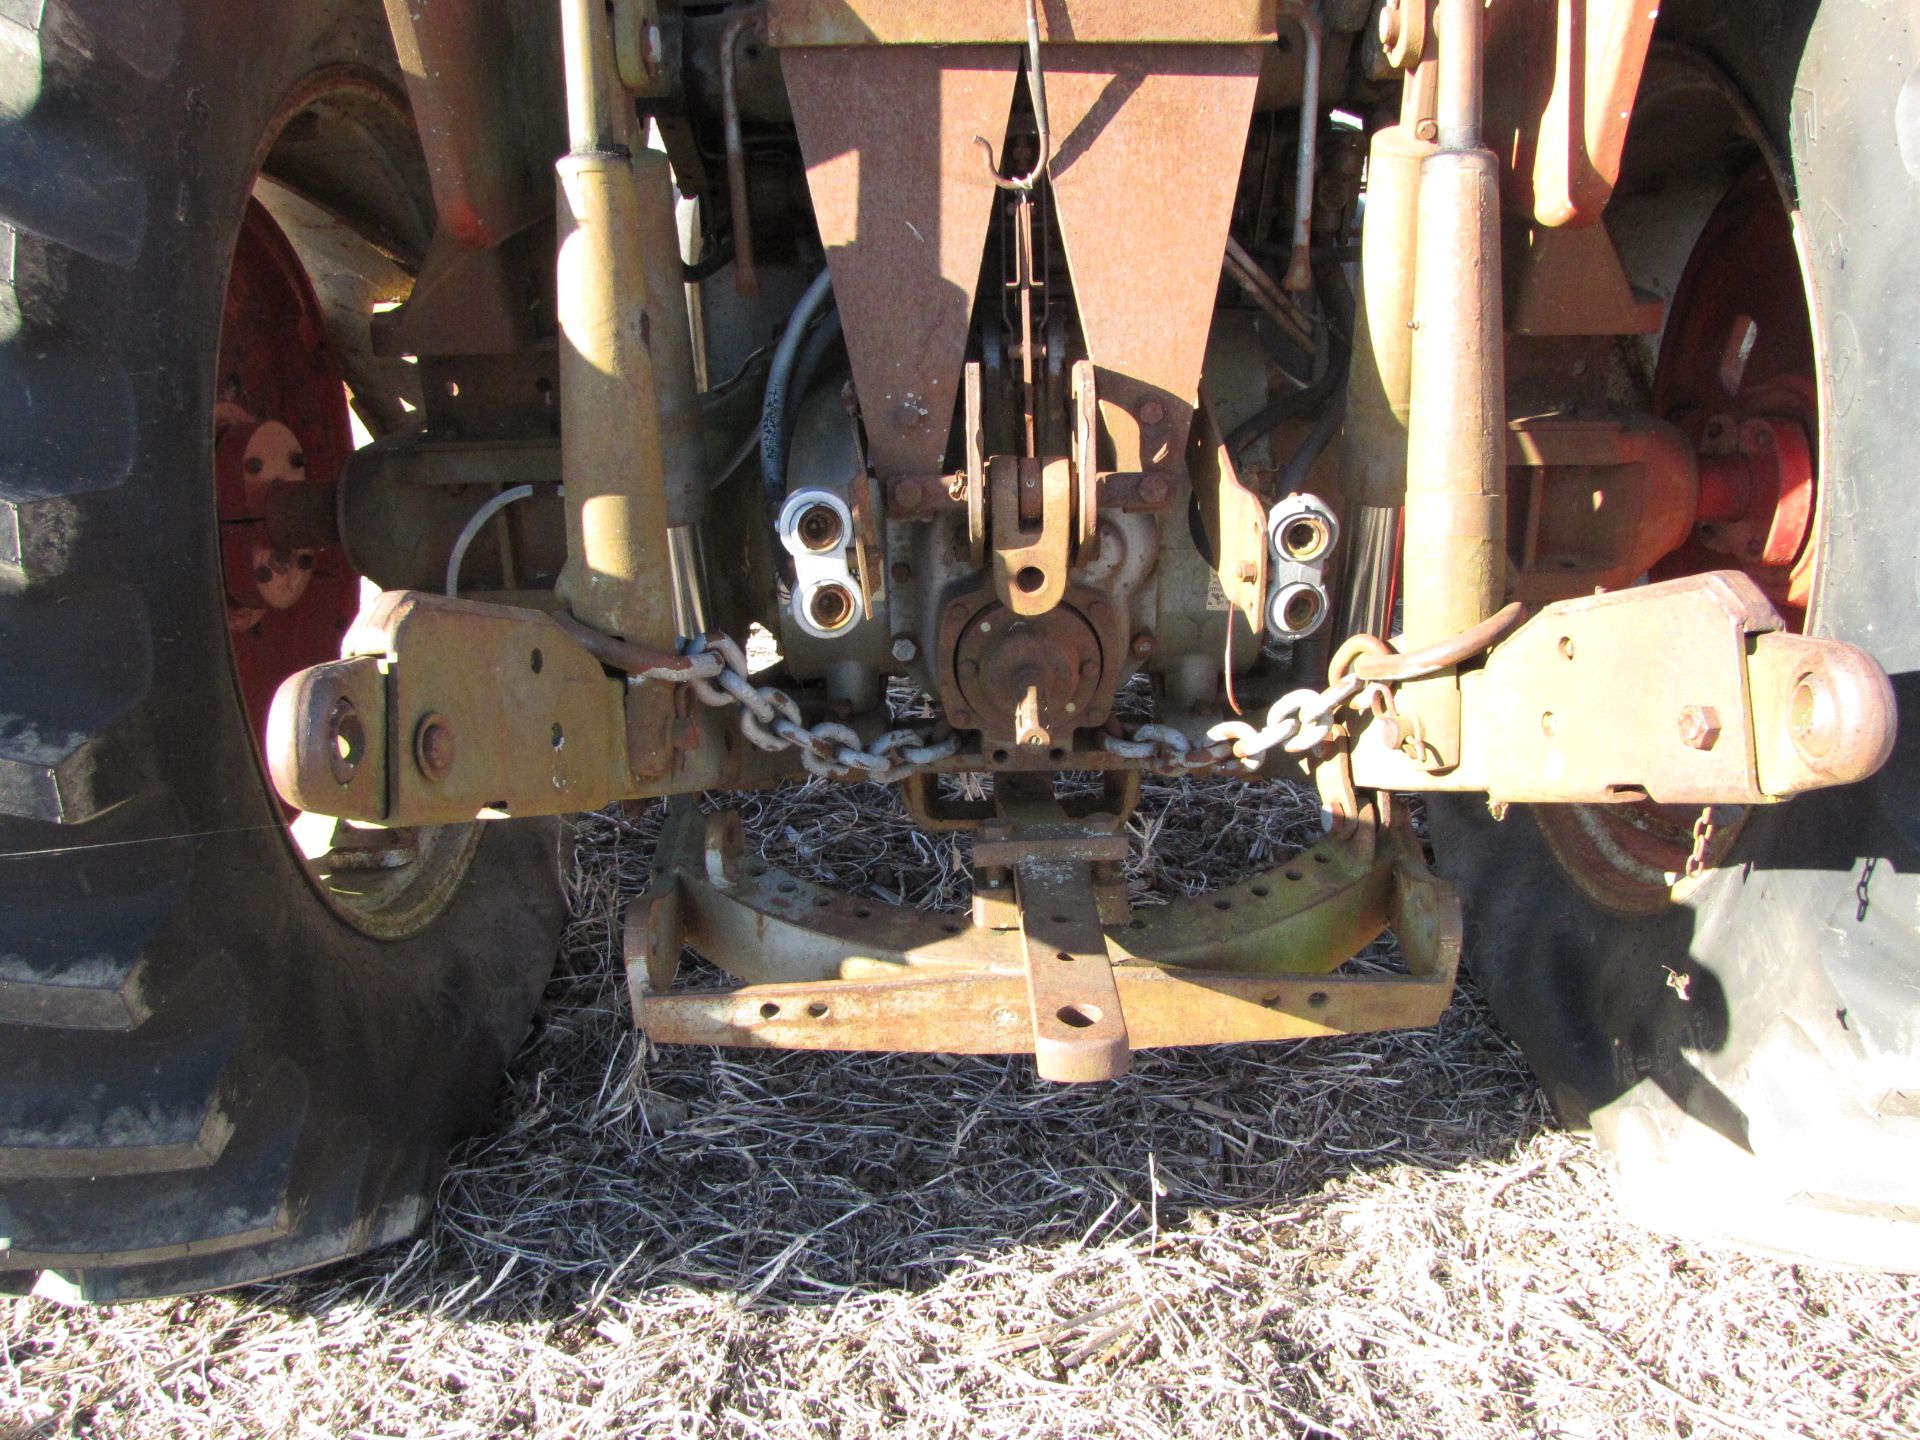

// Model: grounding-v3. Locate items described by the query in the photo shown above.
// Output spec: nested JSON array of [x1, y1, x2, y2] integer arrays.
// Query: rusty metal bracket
[[267, 590, 633, 824], [988, 455, 1075, 616], [766, 1, 1277, 46], [629, 800, 1460, 1082], [1350, 571, 1898, 805]]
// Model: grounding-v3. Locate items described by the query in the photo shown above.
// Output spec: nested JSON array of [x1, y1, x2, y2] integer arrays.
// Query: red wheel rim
[[1650, 161, 1820, 625], [215, 199, 359, 773], [1536, 161, 1819, 910]]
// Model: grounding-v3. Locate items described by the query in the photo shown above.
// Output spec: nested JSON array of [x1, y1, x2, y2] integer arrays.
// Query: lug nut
[[1678, 704, 1722, 751]]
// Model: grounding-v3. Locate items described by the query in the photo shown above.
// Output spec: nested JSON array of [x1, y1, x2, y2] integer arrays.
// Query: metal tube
[[560, 0, 628, 152], [1275, 0, 1322, 292], [1335, 119, 1431, 644], [668, 525, 710, 638], [1433, 0, 1484, 148], [1334, 504, 1398, 642], [720, 7, 764, 297], [1396, 0, 1505, 769], [555, 0, 690, 646]]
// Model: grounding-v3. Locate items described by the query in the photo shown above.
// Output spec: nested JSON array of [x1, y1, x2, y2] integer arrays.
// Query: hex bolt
[[890, 635, 919, 664], [1678, 704, 1722, 751], [1138, 472, 1171, 505], [1130, 632, 1156, 658], [414, 712, 457, 781], [1137, 398, 1166, 426], [893, 477, 923, 512]]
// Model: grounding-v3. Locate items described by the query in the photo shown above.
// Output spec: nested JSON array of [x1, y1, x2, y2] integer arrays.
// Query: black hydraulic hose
[[784, 307, 844, 450], [759, 266, 838, 524], [1277, 265, 1354, 493], [1227, 262, 1353, 466], [681, 233, 735, 283]]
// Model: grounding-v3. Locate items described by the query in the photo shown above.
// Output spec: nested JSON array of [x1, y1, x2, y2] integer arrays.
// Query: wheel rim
[[216, 198, 359, 751], [1650, 160, 1820, 625], [1536, 158, 1818, 912], [217, 92, 480, 940]]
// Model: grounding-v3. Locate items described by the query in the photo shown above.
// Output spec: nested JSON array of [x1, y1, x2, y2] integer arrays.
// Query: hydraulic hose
[[759, 266, 837, 524]]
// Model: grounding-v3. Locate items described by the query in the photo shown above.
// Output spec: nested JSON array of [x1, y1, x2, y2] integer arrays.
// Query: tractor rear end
[[2, 0, 1915, 1299]]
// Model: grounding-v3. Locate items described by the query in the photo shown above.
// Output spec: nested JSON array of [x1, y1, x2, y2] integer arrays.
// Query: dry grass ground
[[5, 775, 1918, 1439]]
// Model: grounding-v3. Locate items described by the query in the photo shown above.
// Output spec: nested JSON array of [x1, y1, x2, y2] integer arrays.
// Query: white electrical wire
[[445, 484, 536, 597]]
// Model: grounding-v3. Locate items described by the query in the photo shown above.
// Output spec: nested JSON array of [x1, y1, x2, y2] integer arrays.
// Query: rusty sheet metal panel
[[1044, 44, 1264, 471], [383, 0, 562, 249], [1483, 0, 1659, 228], [768, 0, 1276, 47], [782, 47, 1020, 479]]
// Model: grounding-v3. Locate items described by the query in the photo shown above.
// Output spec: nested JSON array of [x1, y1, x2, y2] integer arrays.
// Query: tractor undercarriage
[[258, 0, 1894, 1082]]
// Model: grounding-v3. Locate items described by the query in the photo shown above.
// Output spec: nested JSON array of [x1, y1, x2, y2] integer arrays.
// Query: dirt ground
[[5, 776, 1918, 1439]]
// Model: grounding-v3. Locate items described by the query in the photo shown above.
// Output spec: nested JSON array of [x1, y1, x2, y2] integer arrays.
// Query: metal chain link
[[673, 634, 961, 783], [641, 617, 1490, 785], [1686, 806, 1717, 878], [1100, 672, 1367, 776]]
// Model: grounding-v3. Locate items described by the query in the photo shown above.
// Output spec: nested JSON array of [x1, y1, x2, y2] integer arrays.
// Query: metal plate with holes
[[267, 590, 630, 824], [630, 802, 1459, 1076]]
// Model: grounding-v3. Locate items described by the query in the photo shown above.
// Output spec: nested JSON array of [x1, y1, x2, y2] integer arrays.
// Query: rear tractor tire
[[1432, 2, 1920, 1269], [0, 0, 563, 1301]]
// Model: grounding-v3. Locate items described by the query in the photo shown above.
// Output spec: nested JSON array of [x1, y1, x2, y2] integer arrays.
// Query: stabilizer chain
[[610, 604, 1527, 786]]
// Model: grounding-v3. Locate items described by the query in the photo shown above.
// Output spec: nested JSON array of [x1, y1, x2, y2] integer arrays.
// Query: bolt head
[[1138, 399, 1166, 426], [1129, 632, 1156, 658], [1678, 704, 1722, 751], [890, 635, 919, 664], [414, 713, 457, 780], [893, 478, 923, 511], [1138, 473, 1171, 505], [1379, 0, 1402, 48]]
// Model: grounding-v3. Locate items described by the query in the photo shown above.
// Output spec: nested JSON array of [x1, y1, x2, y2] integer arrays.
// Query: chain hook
[[973, 0, 1050, 191]]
